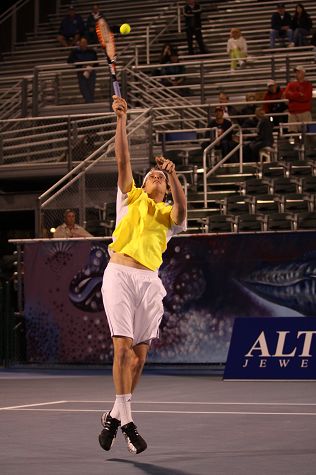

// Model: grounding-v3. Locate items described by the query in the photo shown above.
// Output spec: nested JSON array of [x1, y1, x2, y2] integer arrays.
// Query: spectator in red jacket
[[284, 65, 313, 133], [263, 79, 288, 126]]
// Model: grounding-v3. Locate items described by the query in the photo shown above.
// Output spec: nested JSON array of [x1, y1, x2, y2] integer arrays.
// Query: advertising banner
[[23, 232, 316, 364], [224, 317, 316, 380]]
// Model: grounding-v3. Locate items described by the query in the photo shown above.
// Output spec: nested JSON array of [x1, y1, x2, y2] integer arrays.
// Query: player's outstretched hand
[[112, 95, 127, 117], [155, 156, 175, 175]]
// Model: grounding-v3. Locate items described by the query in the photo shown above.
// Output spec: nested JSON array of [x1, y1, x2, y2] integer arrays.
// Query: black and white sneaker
[[98, 412, 120, 451], [121, 422, 147, 454]]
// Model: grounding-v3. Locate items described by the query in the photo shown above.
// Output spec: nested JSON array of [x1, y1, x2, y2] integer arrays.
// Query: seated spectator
[[244, 107, 274, 161], [227, 28, 248, 72], [218, 92, 240, 120], [206, 106, 236, 158], [239, 92, 258, 129], [160, 43, 178, 64], [152, 44, 178, 77], [270, 3, 293, 48], [263, 79, 288, 126], [54, 209, 93, 238], [291, 3, 313, 46], [57, 6, 85, 47], [67, 38, 98, 103], [85, 4, 103, 44], [161, 53, 186, 90]]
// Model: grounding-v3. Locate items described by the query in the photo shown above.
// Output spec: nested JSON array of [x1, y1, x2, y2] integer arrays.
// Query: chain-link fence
[[0, 112, 119, 166], [37, 108, 153, 237], [32, 62, 116, 115]]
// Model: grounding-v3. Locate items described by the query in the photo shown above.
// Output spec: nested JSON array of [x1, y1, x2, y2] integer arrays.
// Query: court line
[[4, 408, 316, 416], [0, 400, 67, 411], [66, 400, 316, 406]]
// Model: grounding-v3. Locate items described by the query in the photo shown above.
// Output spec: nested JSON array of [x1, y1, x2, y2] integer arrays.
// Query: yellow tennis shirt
[[109, 181, 185, 271]]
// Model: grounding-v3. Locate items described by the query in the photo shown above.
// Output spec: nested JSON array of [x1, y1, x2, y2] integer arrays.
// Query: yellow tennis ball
[[120, 23, 131, 35]]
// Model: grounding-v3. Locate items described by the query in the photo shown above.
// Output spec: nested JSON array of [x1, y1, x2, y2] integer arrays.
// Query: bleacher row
[[0, 0, 316, 236]]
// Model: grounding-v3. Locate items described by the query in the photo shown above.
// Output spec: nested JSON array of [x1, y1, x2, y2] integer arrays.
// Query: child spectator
[[227, 28, 247, 72]]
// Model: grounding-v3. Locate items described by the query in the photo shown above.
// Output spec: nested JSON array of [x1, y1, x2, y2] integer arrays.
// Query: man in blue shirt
[[68, 37, 98, 103], [270, 3, 293, 48], [57, 6, 85, 47]]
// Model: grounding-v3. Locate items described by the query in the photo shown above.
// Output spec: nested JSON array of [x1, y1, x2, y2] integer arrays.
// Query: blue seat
[[163, 131, 197, 142]]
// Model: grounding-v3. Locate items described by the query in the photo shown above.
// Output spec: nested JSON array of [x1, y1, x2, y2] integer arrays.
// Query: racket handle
[[113, 80, 121, 97]]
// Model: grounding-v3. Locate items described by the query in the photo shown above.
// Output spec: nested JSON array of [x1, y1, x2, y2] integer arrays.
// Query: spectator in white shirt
[[227, 28, 248, 72], [53, 209, 92, 238]]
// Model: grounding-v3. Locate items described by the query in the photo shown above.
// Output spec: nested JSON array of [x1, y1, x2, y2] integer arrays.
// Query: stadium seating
[[0, 0, 316, 236]]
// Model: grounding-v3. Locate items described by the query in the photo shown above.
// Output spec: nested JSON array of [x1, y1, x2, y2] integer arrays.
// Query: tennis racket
[[95, 16, 121, 97]]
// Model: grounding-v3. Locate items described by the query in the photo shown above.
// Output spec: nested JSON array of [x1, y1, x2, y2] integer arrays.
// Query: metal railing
[[0, 78, 29, 119], [203, 124, 243, 208], [279, 121, 316, 160], [36, 109, 153, 236], [0, 99, 290, 169], [0, 0, 60, 52], [0, 112, 119, 167], [132, 50, 316, 101], [124, 67, 208, 127]]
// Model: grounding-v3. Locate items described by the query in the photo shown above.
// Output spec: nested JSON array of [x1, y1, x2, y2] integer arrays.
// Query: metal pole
[[301, 122, 306, 160], [54, 73, 59, 105], [0, 282, 3, 363], [0, 123, 3, 165], [285, 55, 290, 83], [135, 46, 139, 67], [32, 67, 39, 116], [34, 0, 39, 36], [146, 26, 150, 64], [200, 63, 205, 104], [4, 281, 11, 367], [162, 132, 166, 155], [121, 69, 127, 98], [56, 0, 61, 16], [67, 116, 73, 172], [16, 244, 23, 316], [36, 197, 42, 237], [148, 110, 153, 160], [271, 55, 275, 79], [79, 173, 86, 227], [177, 3, 181, 33], [21, 78, 28, 117], [11, 5, 16, 52], [239, 130, 243, 174]]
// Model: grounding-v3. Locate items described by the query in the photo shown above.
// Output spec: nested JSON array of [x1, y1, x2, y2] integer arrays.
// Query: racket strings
[[96, 20, 116, 61]]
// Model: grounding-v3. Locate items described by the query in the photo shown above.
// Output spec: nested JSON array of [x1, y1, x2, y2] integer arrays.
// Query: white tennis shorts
[[101, 262, 167, 346]]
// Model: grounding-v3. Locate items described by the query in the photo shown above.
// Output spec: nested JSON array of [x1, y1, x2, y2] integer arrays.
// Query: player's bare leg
[[99, 337, 147, 453], [131, 342, 149, 393]]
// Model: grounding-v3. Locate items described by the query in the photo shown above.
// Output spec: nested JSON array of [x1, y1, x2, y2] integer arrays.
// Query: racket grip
[[113, 81, 121, 97]]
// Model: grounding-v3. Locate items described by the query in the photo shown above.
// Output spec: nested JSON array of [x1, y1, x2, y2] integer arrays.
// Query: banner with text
[[23, 232, 316, 364], [224, 317, 316, 379]]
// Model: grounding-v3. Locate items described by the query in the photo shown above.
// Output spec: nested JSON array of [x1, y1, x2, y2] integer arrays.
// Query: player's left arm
[[156, 157, 187, 225]]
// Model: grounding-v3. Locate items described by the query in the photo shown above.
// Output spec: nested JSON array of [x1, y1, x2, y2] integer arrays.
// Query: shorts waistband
[[106, 262, 158, 277]]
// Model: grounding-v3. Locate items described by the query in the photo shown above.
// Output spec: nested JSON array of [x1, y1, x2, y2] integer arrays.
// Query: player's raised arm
[[112, 95, 133, 193], [155, 156, 187, 225]]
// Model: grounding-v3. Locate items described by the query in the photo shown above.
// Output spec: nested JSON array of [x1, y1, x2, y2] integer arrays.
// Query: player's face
[[144, 172, 167, 195]]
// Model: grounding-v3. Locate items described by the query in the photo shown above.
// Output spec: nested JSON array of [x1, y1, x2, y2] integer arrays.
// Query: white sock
[[110, 394, 132, 426]]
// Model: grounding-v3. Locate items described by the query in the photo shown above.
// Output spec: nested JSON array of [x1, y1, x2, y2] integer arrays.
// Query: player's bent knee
[[113, 344, 133, 366]]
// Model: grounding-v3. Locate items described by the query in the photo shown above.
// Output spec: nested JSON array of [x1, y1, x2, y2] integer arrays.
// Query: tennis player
[[99, 95, 187, 454]]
